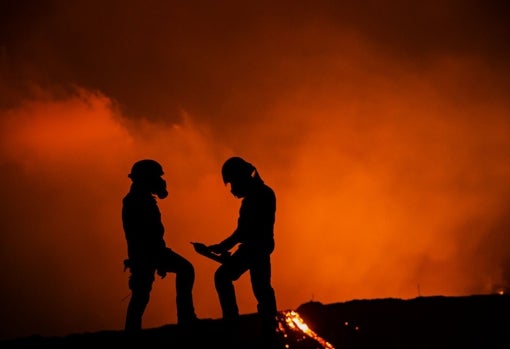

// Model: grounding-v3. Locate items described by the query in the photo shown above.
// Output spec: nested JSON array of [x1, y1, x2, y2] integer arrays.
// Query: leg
[[214, 265, 239, 320], [160, 248, 197, 325], [125, 267, 155, 333], [214, 249, 250, 321], [250, 254, 279, 346], [214, 251, 250, 348]]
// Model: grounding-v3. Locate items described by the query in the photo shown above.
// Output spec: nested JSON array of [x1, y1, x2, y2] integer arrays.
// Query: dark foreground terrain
[[1, 294, 509, 348]]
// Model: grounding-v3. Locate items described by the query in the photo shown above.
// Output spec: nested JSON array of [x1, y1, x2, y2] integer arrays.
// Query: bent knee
[[214, 267, 225, 281], [183, 259, 195, 274], [215, 266, 236, 284]]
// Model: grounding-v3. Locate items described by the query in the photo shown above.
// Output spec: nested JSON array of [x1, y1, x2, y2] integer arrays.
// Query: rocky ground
[[1, 293, 508, 348], [297, 293, 510, 349]]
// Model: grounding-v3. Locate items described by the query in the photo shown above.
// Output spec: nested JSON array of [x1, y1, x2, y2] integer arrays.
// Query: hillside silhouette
[[1, 294, 508, 348]]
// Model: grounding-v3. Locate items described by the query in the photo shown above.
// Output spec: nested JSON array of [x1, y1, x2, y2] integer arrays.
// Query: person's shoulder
[[265, 183, 275, 192], [260, 182, 276, 198]]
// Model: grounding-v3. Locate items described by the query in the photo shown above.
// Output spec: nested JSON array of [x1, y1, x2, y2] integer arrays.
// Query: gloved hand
[[208, 244, 226, 254], [191, 242, 209, 255], [157, 268, 167, 279]]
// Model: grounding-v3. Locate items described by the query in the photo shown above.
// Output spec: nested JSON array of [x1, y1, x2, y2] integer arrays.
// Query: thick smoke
[[1, 0, 509, 341]]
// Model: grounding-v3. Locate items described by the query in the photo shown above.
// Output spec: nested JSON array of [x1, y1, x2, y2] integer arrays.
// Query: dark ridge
[[2, 294, 509, 348], [296, 293, 510, 349]]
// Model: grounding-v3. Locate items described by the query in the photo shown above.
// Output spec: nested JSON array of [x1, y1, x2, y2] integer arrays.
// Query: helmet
[[128, 159, 164, 180], [221, 157, 255, 184]]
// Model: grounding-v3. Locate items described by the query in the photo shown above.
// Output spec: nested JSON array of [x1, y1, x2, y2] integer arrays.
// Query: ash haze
[[1, 0, 510, 342]]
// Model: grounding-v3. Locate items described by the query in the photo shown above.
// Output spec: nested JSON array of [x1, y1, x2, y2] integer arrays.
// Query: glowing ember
[[278, 310, 335, 349]]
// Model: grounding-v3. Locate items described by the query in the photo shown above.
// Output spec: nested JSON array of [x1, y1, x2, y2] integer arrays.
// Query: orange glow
[[279, 310, 335, 349], [1, 0, 510, 342], [1, 64, 510, 341]]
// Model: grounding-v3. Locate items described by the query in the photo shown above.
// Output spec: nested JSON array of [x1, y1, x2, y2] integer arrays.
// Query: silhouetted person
[[121, 159, 197, 334], [208, 156, 279, 347]]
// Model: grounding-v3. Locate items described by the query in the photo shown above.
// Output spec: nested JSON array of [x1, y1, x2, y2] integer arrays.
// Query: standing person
[[121, 159, 198, 334], [208, 156, 279, 347]]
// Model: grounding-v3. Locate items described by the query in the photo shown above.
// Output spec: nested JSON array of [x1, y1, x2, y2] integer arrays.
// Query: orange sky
[[1, 0, 510, 342]]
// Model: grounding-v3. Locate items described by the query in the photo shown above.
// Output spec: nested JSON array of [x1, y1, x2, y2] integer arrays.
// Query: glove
[[157, 268, 167, 279], [208, 244, 226, 254], [191, 242, 209, 255]]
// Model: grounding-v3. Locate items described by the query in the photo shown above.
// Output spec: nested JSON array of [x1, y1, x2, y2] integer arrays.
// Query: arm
[[209, 230, 239, 253]]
